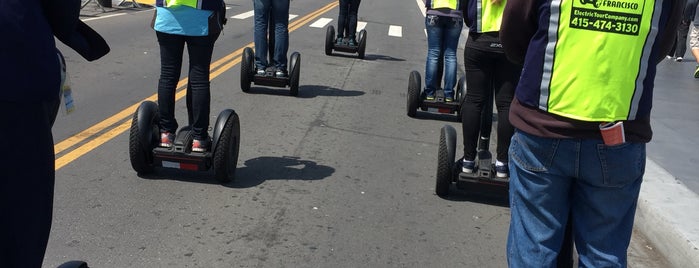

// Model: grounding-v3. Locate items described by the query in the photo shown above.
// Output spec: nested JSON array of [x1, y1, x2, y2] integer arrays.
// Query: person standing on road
[[153, 0, 226, 152], [253, 0, 291, 77], [500, 0, 683, 266], [423, 0, 467, 102], [669, 0, 696, 62], [0, 0, 109, 267], [688, 0, 699, 77], [459, 0, 521, 178], [335, 0, 362, 46]]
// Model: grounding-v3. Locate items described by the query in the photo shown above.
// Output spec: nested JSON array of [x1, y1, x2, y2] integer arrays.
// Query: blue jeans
[[507, 130, 646, 267], [253, 0, 289, 71], [424, 14, 462, 98]]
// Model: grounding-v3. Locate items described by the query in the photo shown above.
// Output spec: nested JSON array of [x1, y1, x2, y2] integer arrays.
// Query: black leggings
[[338, 0, 361, 39], [461, 47, 520, 163]]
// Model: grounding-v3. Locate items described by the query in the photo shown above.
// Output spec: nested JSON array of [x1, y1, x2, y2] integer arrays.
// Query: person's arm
[[40, 0, 110, 61], [500, 0, 538, 64], [655, 0, 686, 64]]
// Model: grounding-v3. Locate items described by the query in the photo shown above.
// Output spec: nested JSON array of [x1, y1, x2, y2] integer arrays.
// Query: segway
[[324, 25, 367, 59], [407, 49, 464, 120], [128, 89, 241, 183], [240, 15, 300, 96]]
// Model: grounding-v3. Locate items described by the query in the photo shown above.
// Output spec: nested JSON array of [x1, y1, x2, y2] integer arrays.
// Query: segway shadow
[[324, 25, 367, 59], [128, 100, 241, 183]]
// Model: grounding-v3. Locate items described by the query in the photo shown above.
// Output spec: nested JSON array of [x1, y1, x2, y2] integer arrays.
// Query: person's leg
[[461, 47, 492, 164], [347, 0, 361, 43], [689, 25, 699, 78], [492, 54, 519, 164], [337, 0, 349, 40], [156, 31, 185, 134], [441, 16, 463, 99], [424, 15, 443, 99], [185, 32, 219, 144], [676, 21, 690, 60], [573, 140, 645, 267], [272, 0, 289, 72], [0, 100, 57, 268], [253, 0, 271, 70], [507, 131, 574, 267]]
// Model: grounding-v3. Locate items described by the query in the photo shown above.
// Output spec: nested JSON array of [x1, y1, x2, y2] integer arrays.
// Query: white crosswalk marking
[[357, 21, 367, 31], [388, 25, 403, 37], [231, 10, 254, 20], [310, 18, 333, 28], [288, 14, 298, 21]]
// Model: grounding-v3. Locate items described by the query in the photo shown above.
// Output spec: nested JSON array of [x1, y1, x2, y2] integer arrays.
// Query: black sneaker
[[348, 37, 357, 46], [495, 163, 509, 178], [336, 37, 344, 46]]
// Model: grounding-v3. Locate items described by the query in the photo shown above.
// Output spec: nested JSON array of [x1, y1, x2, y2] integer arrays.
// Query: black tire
[[407, 71, 421, 117], [213, 110, 240, 183], [241, 47, 254, 93], [129, 101, 159, 174], [358, 29, 367, 59], [325, 25, 335, 56], [289, 52, 300, 96], [456, 76, 466, 122], [436, 125, 457, 197]]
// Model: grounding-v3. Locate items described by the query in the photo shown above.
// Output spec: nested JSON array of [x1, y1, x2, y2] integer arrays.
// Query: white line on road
[[231, 10, 254, 20], [81, 13, 126, 22], [310, 18, 333, 28], [416, 0, 427, 17], [357, 21, 367, 31], [289, 14, 298, 21], [389, 25, 403, 37]]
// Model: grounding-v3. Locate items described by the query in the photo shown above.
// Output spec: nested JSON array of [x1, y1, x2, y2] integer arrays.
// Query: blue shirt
[[154, 6, 213, 36]]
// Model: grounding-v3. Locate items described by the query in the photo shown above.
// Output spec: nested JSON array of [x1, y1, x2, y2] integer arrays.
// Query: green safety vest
[[158, 0, 203, 9], [541, 0, 659, 121], [476, 0, 506, 33], [431, 0, 460, 10]]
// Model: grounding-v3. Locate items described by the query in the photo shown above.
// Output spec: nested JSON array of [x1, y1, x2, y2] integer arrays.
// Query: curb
[[635, 159, 699, 267]]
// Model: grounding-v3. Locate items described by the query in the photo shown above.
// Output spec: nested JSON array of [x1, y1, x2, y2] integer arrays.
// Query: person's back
[[500, 0, 683, 266]]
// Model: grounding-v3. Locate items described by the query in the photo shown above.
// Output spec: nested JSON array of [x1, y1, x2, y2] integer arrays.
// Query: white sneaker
[[676, 57, 684, 62], [462, 159, 475, 173]]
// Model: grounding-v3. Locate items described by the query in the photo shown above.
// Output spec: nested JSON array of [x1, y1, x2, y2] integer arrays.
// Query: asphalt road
[[43, 0, 671, 267]]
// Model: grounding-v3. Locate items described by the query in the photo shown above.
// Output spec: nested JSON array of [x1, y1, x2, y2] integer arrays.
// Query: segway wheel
[[213, 110, 240, 183], [407, 71, 421, 117], [357, 29, 367, 59], [289, 52, 301, 96], [436, 125, 457, 197], [455, 76, 466, 122], [325, 25, 335, 56], [129, 101, 159, 174], [241, 47, 254, 92]]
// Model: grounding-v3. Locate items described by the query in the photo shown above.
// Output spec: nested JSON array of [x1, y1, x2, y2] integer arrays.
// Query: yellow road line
[[55, 1, 338, 170]]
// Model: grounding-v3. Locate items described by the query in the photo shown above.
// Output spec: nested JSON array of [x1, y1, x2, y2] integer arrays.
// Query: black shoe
[[348, 37, 357, 46], [275, 68, 288, 78], [336, 36, 344, 45]]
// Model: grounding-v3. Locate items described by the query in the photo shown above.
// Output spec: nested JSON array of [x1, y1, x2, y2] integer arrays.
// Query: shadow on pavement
[[439, 183, 509, 208], [297, 85, 365, 98], [229, 156, 335, 188], [362, 54, 405, 62]]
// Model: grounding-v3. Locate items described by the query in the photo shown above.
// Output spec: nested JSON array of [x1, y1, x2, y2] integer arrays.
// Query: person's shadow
[[297, 85, 365, 98], [229, 156, 335, 188]]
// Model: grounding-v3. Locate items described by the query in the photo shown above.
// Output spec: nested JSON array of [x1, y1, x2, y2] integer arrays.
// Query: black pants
[[0, 99, 59, 268], [461, 47, 520, 163], [338, 0, 361, 39], [156, 31, 219, 140]]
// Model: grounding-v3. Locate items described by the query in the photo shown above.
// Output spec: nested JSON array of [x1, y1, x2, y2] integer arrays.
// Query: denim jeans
[[338, 0, 361, 39], [253, 0, 289, 71], [507, 130, 646, 267], [156, 31, 219, 140], [425, 14, 462, 98]]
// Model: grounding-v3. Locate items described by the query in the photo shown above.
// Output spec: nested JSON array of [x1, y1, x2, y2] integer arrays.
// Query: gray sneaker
[[275, 69, 288, 78], [256, 68, 266, 75]]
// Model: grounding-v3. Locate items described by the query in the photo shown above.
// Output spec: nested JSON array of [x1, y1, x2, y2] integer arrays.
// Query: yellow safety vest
[[476, 0, 506, 33], [540, 0, 658, 121], [158, 0, 203, 9], [431, 0, 460, 10]]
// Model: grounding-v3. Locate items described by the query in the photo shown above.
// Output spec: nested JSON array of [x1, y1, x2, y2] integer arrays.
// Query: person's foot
[[676, 57, 684, 62], [462, 159, 475, 173], [160, 132, 175, 148], [694, 65, 699, 78], [275, 68, 288, 78], [256, 67, 266, 75], [495, 162, 509, 178], [445, 93, 454, 102], [336, 36, 344, 45], [192, 138, 210, 152], [348, 37, 357, 46]]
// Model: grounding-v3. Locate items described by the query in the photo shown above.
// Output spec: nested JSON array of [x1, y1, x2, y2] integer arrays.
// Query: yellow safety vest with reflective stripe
[[159, 0, 203, 9], [476, 0, 506, 33], [431, 0, 460, 10], [540, 0, 658, 121]]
